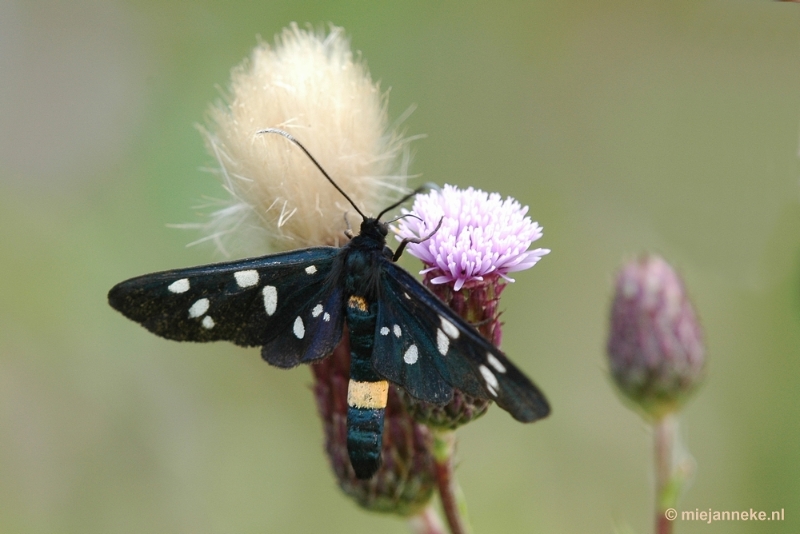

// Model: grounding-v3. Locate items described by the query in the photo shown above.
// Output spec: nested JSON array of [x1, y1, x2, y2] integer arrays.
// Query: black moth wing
[[108, 247, 346, 368], [373, 259, 550, 423]]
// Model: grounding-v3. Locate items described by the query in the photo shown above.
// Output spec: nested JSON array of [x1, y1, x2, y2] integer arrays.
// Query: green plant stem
[[654, 413, 675, 534], [408, 504, 447, 534], [433, 430, 472, 534], [654, 413, 693, 534]]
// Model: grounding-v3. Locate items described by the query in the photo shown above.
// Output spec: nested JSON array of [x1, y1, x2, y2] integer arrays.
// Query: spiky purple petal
[[396, 185, 549, 291]]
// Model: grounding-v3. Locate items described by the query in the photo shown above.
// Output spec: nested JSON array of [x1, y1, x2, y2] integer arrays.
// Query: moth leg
[[392, 216, 443, 262], [344, 212, 354, 239]]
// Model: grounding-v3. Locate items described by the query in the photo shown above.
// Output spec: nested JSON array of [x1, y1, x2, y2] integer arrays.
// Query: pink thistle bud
[[607, 255, 706, 420]]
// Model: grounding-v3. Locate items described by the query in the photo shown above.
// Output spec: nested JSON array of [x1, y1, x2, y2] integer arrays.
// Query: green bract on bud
[[607, 255, 705, 420], [313, 333, 436, 515]]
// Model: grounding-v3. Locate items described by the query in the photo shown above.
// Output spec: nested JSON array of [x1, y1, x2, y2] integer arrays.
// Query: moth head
[[359, 217, 389, 241]]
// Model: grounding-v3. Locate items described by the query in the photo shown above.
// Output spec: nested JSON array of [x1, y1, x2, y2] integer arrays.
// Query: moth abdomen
[[346, 380, 388, 479], [345, 295, 387, 479]]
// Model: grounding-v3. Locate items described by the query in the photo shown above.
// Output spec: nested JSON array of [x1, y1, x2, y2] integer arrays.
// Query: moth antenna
[[258, 128, 367, 220], [392, 216, 444, 262], [376, 184, 431, 221], [385, 213, 422, 225]]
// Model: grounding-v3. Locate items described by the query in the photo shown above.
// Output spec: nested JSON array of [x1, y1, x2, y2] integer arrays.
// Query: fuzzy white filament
[[197, 23, 411, 254]]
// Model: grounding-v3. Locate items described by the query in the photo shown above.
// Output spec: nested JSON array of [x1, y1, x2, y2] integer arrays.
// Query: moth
[[108, 129, 550, 479]]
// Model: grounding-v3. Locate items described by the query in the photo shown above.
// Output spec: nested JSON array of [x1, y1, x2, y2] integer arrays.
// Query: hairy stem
[[655, 413, 687, 534], [433, 430, 472, 534]]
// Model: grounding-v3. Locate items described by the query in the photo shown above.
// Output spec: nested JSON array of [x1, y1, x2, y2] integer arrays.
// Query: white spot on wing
[[440, 316, 460, 339], [188, 298, 209, 318], [487, 353, 507, 373], [202, 316, 215, 329], [323, 312, 331, 322], [403, 292, 410, 300], [393, 324, 402, 338], [305, 265, 317, 275], [312, 304, 323, 317], [262, 286, 277, 316], [479, 365, 499, 397], [168, 278, 190, 293], [404, 344, 419, 364], [436, 329, 449, 355], [234, 269, 259, 288], [293, 316, 305, 339], [380, 327, 390, 336]]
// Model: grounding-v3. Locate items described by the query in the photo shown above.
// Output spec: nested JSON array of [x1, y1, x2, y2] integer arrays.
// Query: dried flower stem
[[433, 430, 472, 534]]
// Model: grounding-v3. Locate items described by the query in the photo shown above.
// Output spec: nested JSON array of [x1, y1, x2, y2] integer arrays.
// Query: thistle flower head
[[395, 184, 549, 291], [195, 25, 434, 515], [607, 255, 706, 420], [395, 185, 549, 428], [199, 23, 410, 255]]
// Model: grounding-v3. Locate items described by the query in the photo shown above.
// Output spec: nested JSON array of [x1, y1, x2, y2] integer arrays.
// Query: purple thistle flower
[[396, 185, 549, 291], [394, 184, 549, 429], [395, 185, 551, 532]]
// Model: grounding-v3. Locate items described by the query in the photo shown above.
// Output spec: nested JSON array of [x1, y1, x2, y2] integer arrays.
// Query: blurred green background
[[2, 1, 799, 533]]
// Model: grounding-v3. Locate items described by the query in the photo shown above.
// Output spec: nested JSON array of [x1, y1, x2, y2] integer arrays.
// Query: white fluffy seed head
[[199, 23, 412, 253]]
